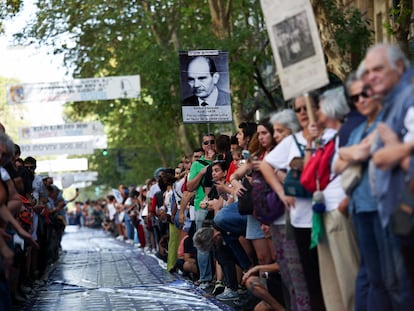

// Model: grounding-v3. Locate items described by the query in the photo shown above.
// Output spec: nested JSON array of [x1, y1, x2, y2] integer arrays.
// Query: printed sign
[[179, 50, 232, 123], [20, 141, 95, 157], [7, 75, 140, 105], [18, 121, 104, 140], [260, 0, 329, 100]]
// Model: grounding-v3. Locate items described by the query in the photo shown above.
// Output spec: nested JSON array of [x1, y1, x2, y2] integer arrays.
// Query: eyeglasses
[[294, 106, 307, 113], [203, 140, 216, 146], [350, 90, 369, 104]]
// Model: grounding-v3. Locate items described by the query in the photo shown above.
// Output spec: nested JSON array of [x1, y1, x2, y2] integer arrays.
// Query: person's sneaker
[[198, 281, 211, 290], [212, 280, 225, 296], [237, 284, 247, 295], [216, 287, 239, 301]]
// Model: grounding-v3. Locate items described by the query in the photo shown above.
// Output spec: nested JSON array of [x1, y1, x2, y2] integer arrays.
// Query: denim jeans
[[353, 211, 393, 311], [213, 202, 247, 236], [381, 225, 414, 311], [124, 213, 134, 240], [195, 209, 212, 282]]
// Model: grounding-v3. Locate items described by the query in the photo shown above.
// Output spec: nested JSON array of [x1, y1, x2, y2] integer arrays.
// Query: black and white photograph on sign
[[272, 11, 316, 68], [179, 50, 232, 123]]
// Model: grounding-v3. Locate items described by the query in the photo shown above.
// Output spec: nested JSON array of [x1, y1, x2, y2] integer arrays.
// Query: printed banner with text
[[18, 121, 105, 140], [20, 141, 95, 157], [7, 75, 140, 105]]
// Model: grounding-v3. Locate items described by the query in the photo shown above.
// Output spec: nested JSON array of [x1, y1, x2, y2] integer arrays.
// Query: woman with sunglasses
[[335, 74, 391, 311], [260, 94, 326, 311]]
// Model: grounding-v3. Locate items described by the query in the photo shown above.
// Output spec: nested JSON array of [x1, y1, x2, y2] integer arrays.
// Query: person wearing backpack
[[304, 87, 359, 311]]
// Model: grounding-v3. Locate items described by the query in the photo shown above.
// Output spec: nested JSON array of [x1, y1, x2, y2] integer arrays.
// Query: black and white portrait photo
[[179, 50, 232, 123], [272, 11, 316, 68]]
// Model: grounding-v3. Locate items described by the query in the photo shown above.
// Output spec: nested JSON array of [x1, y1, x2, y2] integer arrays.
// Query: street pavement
[[16, 226, 235, 311]]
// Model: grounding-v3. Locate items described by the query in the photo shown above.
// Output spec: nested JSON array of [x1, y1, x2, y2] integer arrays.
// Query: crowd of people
[[1, 42, 414, 311], [0, 127, 80, 309]]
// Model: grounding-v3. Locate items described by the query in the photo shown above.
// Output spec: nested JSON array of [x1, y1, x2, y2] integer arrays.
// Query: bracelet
[[305, 148, 314, 152], [230, 176, 238, 183]]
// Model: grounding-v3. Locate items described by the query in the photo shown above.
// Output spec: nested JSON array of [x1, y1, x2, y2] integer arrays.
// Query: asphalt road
[[16, 226, 235, 311]]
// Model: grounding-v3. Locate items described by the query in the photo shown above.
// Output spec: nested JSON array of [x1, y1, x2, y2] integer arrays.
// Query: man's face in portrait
[[187, 57, 219, 99]]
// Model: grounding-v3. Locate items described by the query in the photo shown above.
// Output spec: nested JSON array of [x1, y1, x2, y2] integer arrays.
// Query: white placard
[[36, 158, 89, 173], [19, 121, 104, 140], [7, 75, 140, 105], [179, 50, 232, 123], [260, 0, 329, 100]]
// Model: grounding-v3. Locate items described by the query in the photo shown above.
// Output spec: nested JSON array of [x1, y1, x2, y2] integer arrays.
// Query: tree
[[14, 0, 373, 187], [0, 0, 23, 33], [384, 0, 413, 59]]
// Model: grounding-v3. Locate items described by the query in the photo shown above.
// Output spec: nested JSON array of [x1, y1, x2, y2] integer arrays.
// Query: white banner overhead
[[260, 0, 329, 100], [36, 158, 89, 173], [20, 141, 95, 157], [18, 121, 105, 140], [7, 75, 140, 105]]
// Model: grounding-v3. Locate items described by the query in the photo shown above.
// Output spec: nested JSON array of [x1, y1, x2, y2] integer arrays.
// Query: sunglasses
[[350, 90, 369, 104], [203, 140, 216, 146], [294, 106, 307, 113]]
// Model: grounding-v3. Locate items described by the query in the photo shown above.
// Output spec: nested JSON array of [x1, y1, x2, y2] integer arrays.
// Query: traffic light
[[102, 149, 108, 156]]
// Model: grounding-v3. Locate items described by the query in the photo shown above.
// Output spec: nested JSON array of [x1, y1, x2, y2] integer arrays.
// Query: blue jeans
[[124, 213, 134, 240], [214, 202, 250, 270], [382, 225, 414, 311], [353, 211, 393, 311], [213, 202, 247, 236], [195, 209, 212, 282]]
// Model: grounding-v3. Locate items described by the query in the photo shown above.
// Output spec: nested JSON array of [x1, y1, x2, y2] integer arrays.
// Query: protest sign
[[260, 0, 329, 100]]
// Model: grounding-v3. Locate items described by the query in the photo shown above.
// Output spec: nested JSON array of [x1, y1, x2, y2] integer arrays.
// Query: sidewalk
[[16, 226, 235, 311]]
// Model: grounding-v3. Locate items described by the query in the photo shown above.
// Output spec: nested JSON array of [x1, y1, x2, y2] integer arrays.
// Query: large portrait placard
[[179, 50, 232, 123], [260, 0, 329, 100]]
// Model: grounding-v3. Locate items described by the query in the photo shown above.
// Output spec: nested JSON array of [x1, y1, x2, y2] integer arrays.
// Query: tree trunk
[[208, 0, 232, 39], [311, 0, 351, 81]]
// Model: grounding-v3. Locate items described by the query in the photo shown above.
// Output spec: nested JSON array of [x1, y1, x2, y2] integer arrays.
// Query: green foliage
[[384, 4, 412, 36], [322, 0, 373, 67], [0, 0, 23, 33], [11, 0, 373, 187]]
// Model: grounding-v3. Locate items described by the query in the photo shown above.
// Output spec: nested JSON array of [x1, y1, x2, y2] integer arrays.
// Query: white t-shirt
[[148, 183, 160, 201], [107, 203, 117, 221], [322, 135, 347, 212], [0, 167, 10, 181], [265, 132, 312, 228], [164, 189, 173, 215], [265, 130, 338, 228]]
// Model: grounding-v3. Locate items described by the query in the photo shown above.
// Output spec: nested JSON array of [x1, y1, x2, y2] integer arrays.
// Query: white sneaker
[[198, 281, 211, 290], [126, 239, 134, 245], [216, 287, 239, 301], [134, 243, 142, 248]]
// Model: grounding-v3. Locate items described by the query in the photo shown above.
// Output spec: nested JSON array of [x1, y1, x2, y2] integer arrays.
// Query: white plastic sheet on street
[[7, 75, 140, 105], [260, 0, 329, 100]]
